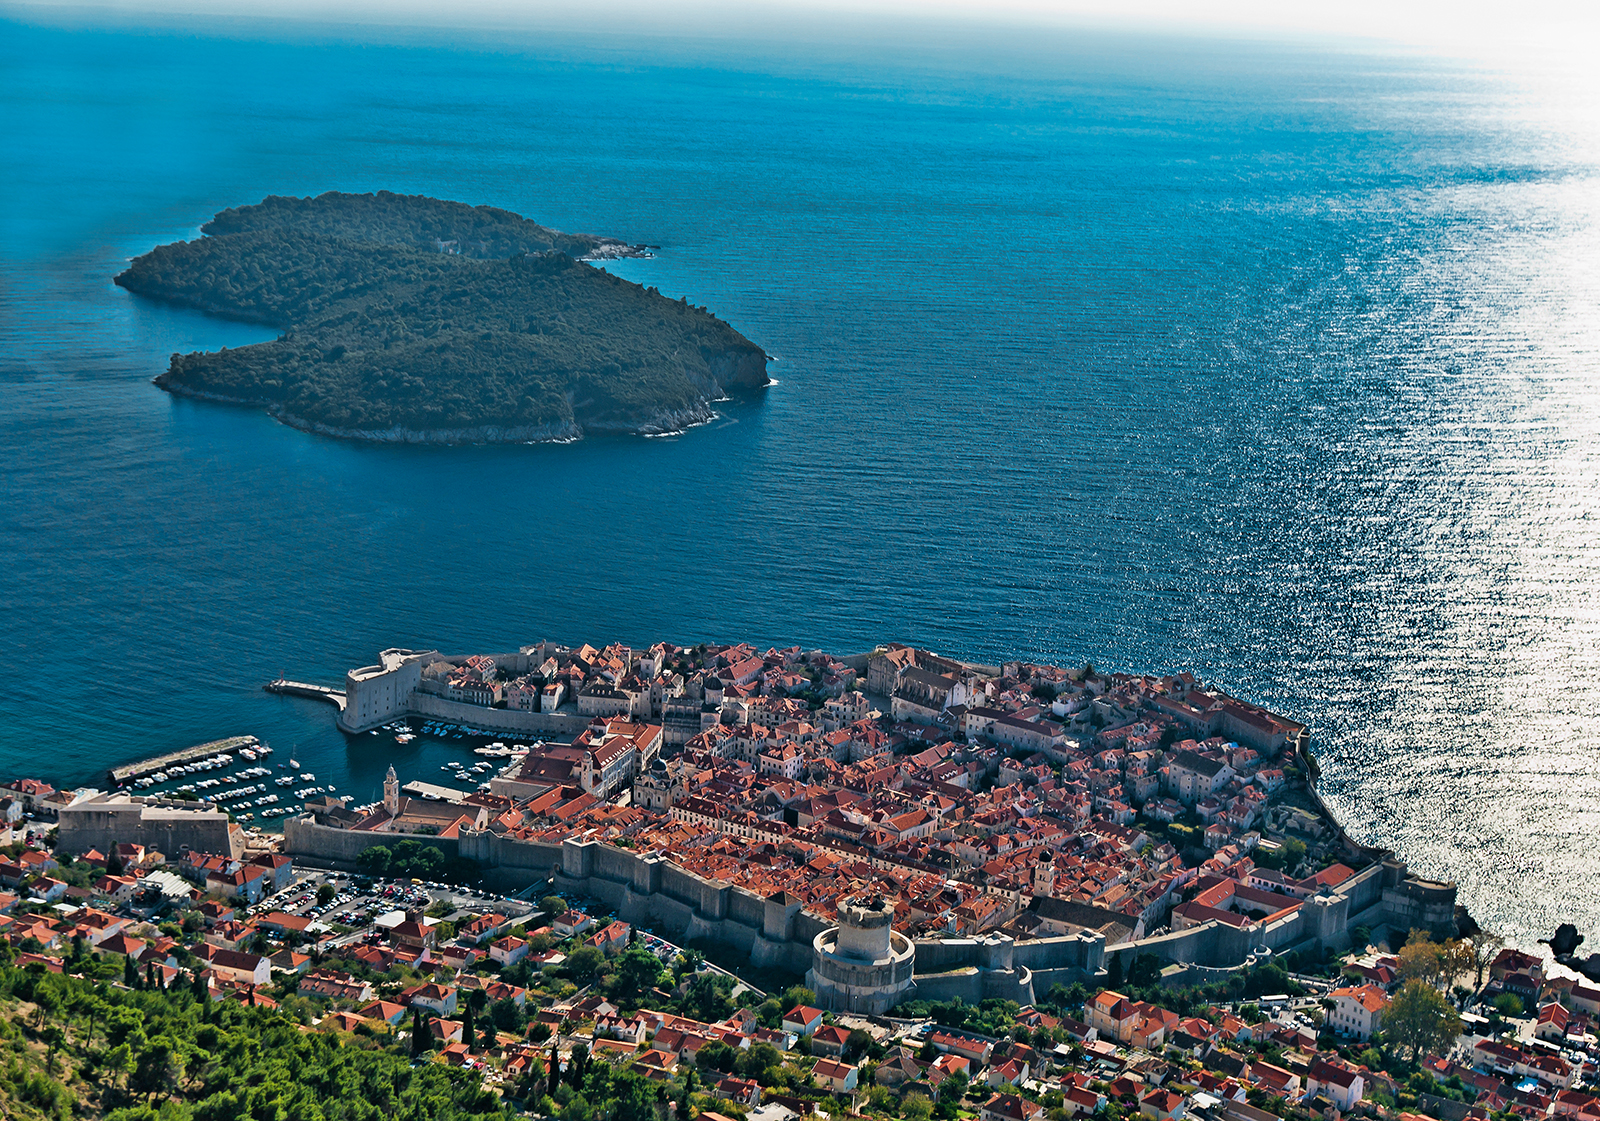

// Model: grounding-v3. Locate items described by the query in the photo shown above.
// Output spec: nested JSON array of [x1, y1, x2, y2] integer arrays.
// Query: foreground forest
[[115, 192, 768, 441], [0, 956, 503, 1121]]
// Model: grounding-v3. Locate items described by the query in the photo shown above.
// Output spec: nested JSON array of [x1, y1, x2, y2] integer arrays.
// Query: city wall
[[284, 817, 1447, 1003]]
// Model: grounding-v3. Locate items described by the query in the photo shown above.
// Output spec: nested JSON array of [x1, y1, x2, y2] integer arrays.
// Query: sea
[[2, 11, 1597, 947]]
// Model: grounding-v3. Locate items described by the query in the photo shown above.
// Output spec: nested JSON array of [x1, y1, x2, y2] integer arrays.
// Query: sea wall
[[406, 694, 590, 736]]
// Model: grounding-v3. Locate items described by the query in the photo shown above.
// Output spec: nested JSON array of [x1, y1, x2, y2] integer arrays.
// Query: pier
[[400, 780, 465, 804], [265, 679, 347, 712], [109, 735, 261, 785]]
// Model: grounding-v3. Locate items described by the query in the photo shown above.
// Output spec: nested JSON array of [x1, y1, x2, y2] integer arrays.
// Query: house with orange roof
[[810, 1058, 859, 1092], [428, 1017, 464, 1044], [1306, 1059, 1364, 1111], [320, 1010, 371, 1033], [982, 1094, 1045, 1121], [1328, 985, 1389, 1041], [584, 920, 631, 955], [987, 1057, 1031, 1088], [490, 934, 529, 967], [1139, 1089, 1186, 1121], [810, 1024, 852, 1057], [782, 1006, 825, 1036]]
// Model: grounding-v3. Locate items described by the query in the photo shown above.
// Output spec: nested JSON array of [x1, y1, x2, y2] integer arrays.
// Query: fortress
[[339, 647, 591, 736]]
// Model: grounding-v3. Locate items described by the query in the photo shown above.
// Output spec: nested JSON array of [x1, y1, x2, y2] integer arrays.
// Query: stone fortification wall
[[911, 965, 1035, 1006], [407, 694, 590, 736], [537, 837, 816, 973], [283, 816, 460, 867], [1341, 862, 1385, 913]]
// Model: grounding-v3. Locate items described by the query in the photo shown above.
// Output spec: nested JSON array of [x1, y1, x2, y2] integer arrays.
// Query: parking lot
[[245, 867, 538, 945]]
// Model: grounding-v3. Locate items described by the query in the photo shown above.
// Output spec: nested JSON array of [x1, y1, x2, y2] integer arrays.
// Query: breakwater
[[264, 679, 347, 711], [108, 735, 260, 785]]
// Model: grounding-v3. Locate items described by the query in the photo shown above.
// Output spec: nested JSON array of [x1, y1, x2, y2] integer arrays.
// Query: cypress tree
[[463, 1003, 476, 1052], [124, 956, 140, 989], [412, 1008, 428, 1057], [146, 962, 157, 990]]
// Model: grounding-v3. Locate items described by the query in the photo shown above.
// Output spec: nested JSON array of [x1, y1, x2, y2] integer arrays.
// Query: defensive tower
[[807, 894, 916, 1014]]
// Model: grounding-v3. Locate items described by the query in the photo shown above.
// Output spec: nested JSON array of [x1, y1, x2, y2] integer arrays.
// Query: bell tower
[[383, 765, 400, 816]]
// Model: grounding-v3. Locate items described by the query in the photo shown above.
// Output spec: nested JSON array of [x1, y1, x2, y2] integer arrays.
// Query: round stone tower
[[807, 894, 915, 1014]]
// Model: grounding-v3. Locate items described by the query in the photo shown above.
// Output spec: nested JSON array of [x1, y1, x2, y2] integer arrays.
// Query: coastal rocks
[[1540, 923, 1600, 980], [706, 346, 772, 390]]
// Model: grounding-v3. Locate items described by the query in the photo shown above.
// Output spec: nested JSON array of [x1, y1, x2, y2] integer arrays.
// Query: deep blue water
[[3, 13, 1597, 943]]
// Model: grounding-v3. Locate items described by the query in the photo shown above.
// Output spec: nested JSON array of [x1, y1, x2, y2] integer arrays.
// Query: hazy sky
[[10, 0, 1599, 62]]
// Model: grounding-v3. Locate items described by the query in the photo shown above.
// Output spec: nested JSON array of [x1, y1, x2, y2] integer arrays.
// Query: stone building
[[56, 793, 242, 859]]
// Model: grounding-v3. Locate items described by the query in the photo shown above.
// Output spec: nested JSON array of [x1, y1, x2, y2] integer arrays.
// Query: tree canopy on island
[[200, 190, 629, 260], [115, 192, 767, 439]]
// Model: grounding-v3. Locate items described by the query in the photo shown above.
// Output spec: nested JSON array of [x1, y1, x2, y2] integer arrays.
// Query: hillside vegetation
[[0, 958, 501, 1121], [116, 192, 767, 442]]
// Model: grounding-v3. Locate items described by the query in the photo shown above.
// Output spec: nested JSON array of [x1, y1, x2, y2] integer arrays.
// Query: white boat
[[299, 772, 313, 781]]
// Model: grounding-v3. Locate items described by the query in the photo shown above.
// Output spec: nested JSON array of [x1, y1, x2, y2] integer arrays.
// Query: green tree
[[410, 1007, 428, 1056], [316, 883, 336, 906], [1493, 993, 1523, 1017], [697, 1039, 738, 1073], [734, 1043, 784, 1085], [1467, 932, 1505, 990], [781, 984, 817, 1010], [564, 946, 608, 985], [355, 845, 391, 878], [843, 1028, 874, 1062], [1397, 931, 1445, 988], [607, 945, 665, 1002], [491, 996, 525, 1034], [681, 972, 735, 1023], [1384, 979, 1462, 1061]]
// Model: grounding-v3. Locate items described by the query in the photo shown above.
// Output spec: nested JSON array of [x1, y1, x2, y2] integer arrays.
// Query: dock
[[109, 735, 261, 785], [400, 780, 466, 804], [264, 679, 347, 712]]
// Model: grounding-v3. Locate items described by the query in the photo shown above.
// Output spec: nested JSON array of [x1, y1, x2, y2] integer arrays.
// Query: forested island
[[115, 192, 769, 442]]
